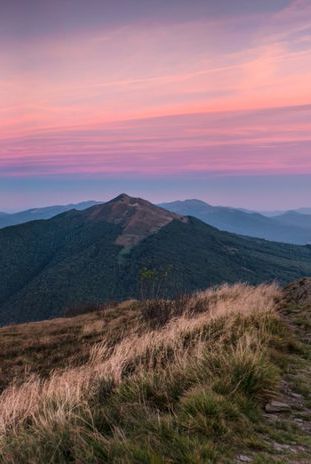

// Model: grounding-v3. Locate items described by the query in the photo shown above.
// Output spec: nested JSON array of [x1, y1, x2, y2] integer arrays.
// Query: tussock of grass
[[0, 283, 289, 463]]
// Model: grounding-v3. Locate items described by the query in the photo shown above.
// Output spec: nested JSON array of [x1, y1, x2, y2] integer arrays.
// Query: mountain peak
[[84, 194, 187, 247], [111, 193, 131, 203], [159, 198, 214, 215]]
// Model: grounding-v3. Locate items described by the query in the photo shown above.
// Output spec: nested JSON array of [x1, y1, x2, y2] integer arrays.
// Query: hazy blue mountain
[[273, 211, 311, 230], [293, 208, 311, 215], [261, 208, 311, 217], [260, 210, 286, 217], [0, 194, 311, 326], [0, 201, 101, 229], [159, 199, 311, 245]]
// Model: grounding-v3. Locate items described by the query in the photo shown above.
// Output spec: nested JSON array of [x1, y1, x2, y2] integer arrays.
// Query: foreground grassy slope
[[0, 300, 139, 393], [0, 281, 310, 463]]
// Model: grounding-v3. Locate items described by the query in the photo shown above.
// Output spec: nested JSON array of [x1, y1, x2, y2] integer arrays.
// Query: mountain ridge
[[0, 201, 100, 229], [273, 210, 311, 230], [160, 199, 311, 245], [79, 193, 187, 246], [1, 198, 311, 245], [0, 194, 311, 326]]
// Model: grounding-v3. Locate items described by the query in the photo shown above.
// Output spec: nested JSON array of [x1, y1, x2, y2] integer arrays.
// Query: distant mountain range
[[0, 201, 100, 229], [296, 208, 311, 215], [1, 199, 310, 246], [160, 200, 311, 245], [261, 208, 311, 217], [272, 211, 311, 230], [0, 194, 311, 326], [1, 199, 311, 245]]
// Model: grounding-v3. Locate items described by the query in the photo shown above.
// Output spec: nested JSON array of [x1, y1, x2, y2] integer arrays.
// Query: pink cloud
[[1, 106, 310, 177], [1, 4, 311, 178]]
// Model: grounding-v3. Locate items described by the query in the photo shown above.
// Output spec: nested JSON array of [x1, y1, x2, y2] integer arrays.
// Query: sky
[[1, 0, 311, 211]]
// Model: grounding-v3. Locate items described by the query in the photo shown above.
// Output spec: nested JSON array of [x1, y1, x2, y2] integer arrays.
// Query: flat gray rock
[[265, 401, 291, 413]]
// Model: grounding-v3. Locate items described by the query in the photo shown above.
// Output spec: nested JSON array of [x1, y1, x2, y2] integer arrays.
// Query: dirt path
[[237, 279, 311, 464]]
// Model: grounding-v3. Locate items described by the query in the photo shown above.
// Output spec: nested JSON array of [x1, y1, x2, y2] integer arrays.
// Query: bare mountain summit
[[83, 193, 187, 247]]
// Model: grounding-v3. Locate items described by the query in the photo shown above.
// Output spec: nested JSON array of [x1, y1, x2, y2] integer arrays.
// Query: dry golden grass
[[1, 280, 311, 464], [0, 301, 141, 392], [0, 283, 281, 439]]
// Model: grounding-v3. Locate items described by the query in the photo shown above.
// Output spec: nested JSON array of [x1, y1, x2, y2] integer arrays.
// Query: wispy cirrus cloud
[[2, 105, 310, 176], [1, 0, 311, 184]]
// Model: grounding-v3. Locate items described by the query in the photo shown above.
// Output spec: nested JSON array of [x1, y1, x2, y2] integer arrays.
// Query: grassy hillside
[[1, 195, 311, 325], [0, 281, 310, 463]]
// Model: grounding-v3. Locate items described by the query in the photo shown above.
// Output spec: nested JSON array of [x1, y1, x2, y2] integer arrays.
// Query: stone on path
[[265, 401, 291, 413]]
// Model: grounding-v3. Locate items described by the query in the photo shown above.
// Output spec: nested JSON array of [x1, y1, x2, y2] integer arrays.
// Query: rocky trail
[[237, 278, 311, 464]]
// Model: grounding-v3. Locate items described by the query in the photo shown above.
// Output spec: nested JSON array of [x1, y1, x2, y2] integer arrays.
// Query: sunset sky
[[1, 0, 311, 210]]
